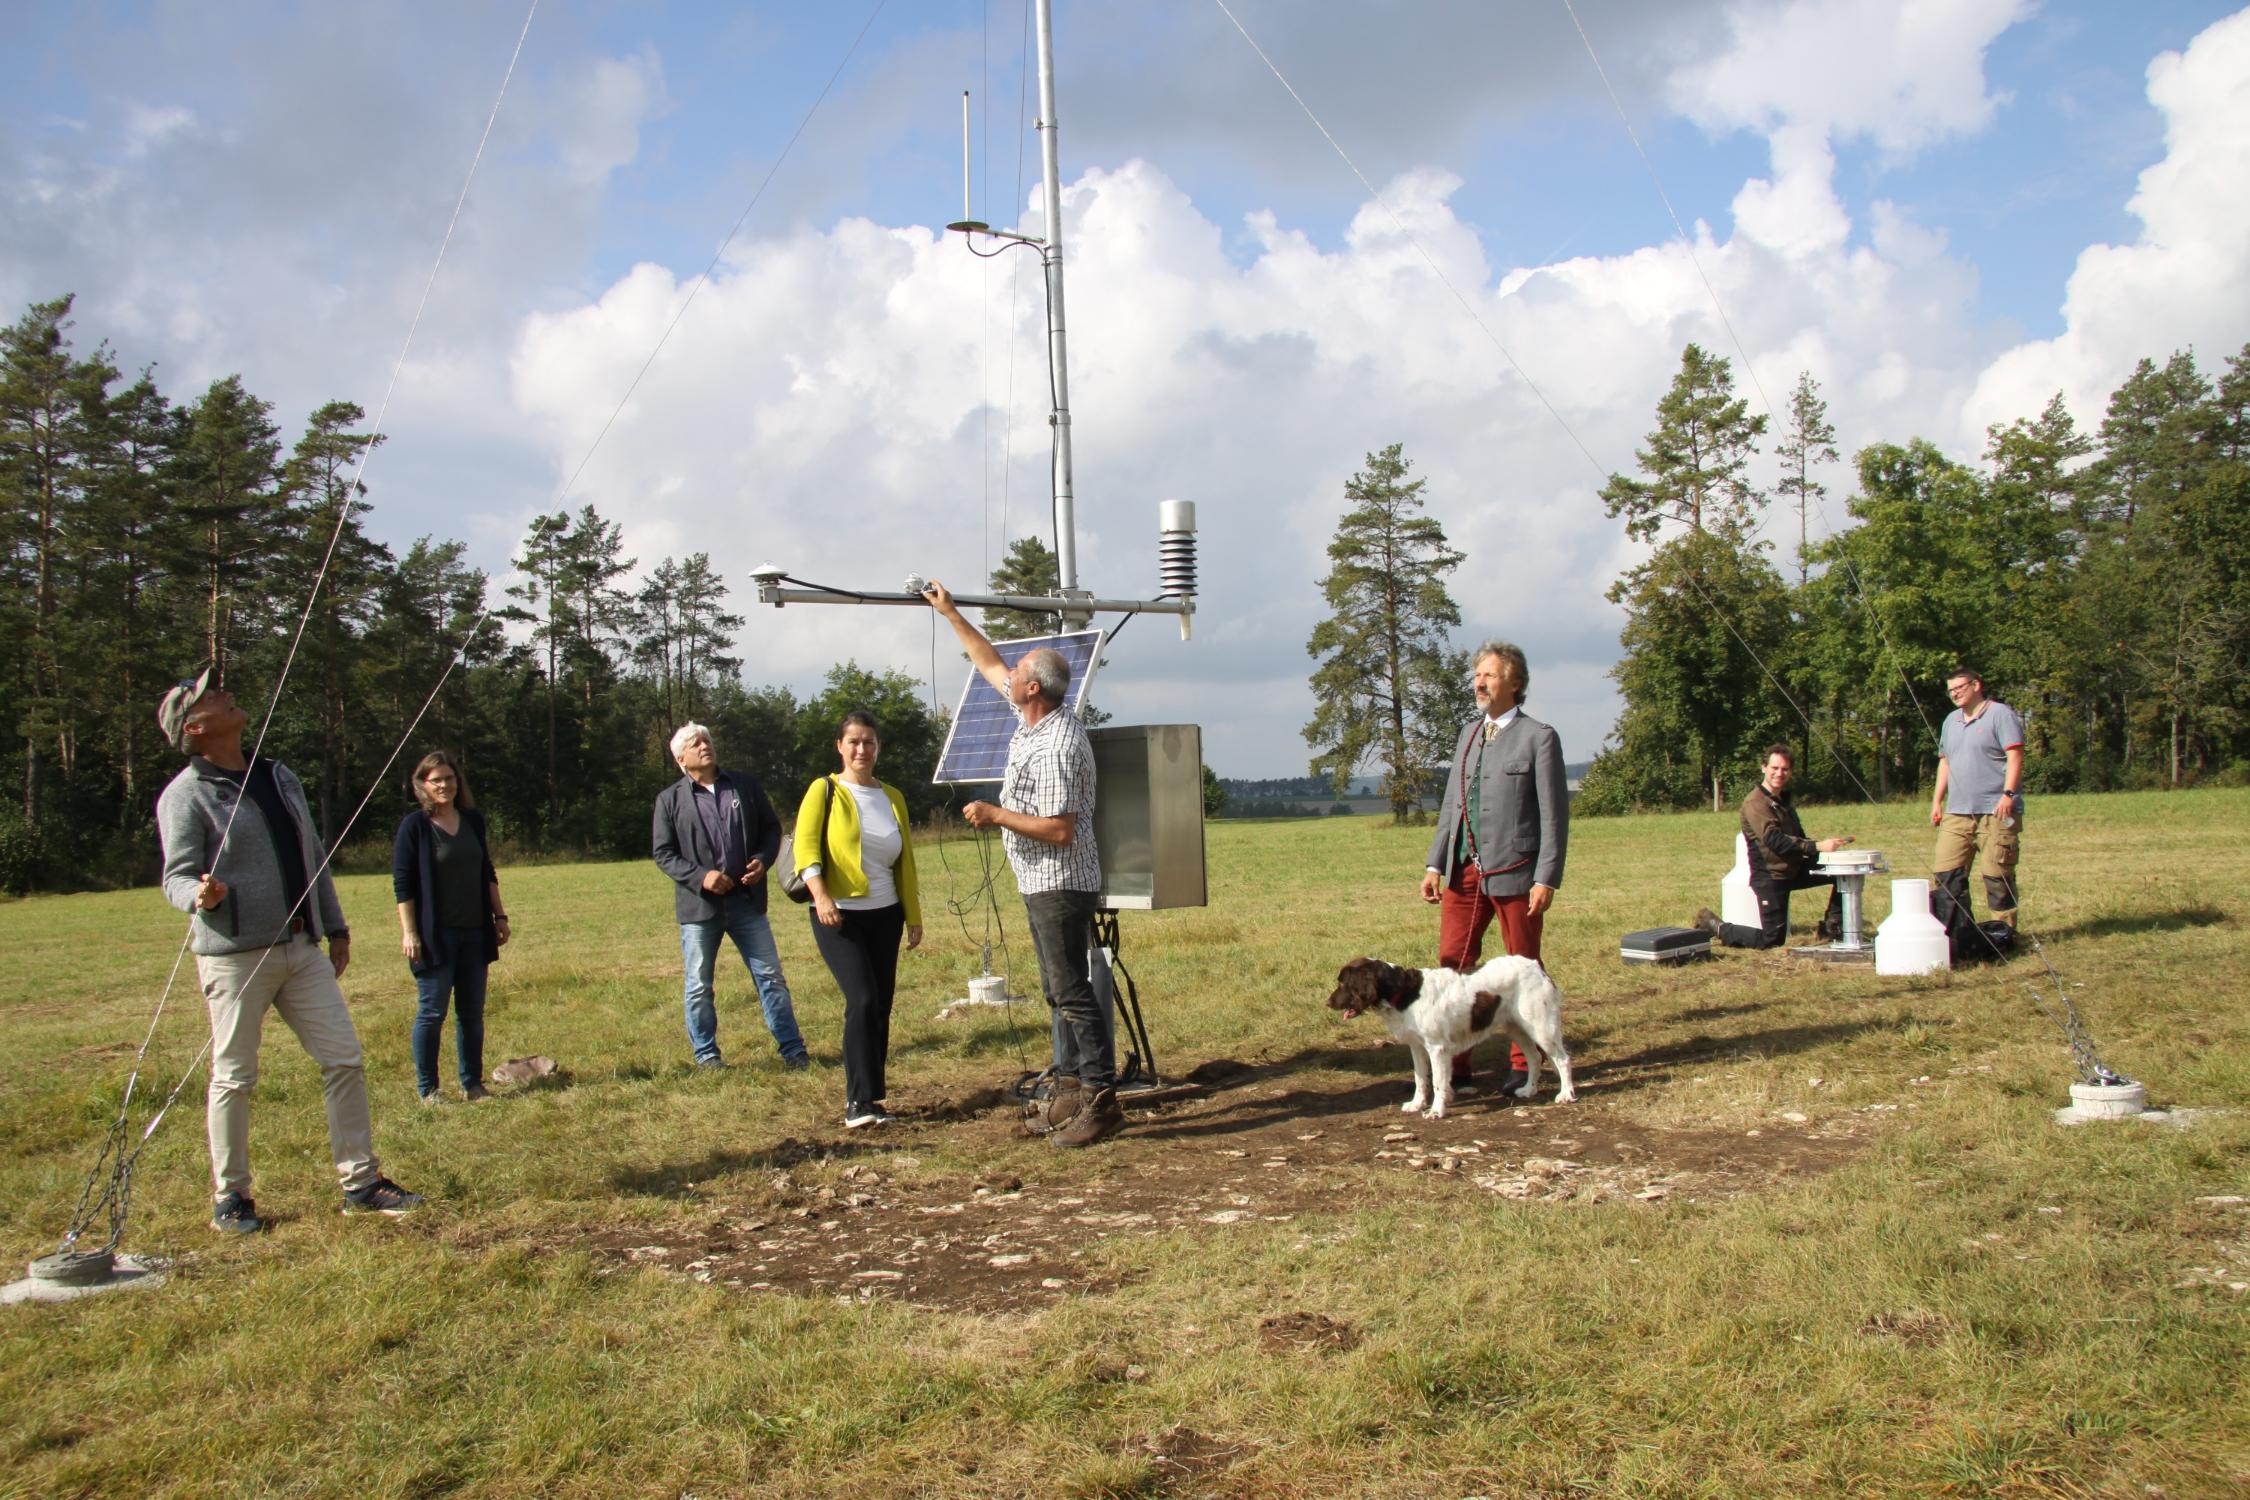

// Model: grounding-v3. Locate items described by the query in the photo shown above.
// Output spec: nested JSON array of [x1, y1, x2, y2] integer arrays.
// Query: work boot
[[1016, 1075, 1084, 1137], [1692, 907, 1723, 939], [1048, 1086, 1124, 1149]]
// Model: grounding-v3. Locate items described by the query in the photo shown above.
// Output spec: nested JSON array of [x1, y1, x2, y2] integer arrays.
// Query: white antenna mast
[[752, 0, 1197, 637], [1032, 0, 1080, 603]]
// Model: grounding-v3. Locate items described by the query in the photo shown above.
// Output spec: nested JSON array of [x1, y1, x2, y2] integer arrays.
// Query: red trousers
[[1438, 862, 1541, 1076]]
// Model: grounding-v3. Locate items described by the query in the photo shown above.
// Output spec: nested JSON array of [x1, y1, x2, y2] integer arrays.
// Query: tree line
[[1584, 342, 2249, 812], [1302, 343, 2249, 819], [0, 295, 958, 894]]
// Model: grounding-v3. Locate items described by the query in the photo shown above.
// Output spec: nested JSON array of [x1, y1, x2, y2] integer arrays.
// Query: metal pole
[[1034, 0, 1078, 594], [753, 584, 1189, 617], [960, 91, 972, 224]]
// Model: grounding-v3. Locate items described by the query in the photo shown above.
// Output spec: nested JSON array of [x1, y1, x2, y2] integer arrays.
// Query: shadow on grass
[[2037, 905, 2227, 942], [1581, 1018, 1908, 1092], [1671, 1002, 1771, 1024], [608, 1134, 913, 1195], [1132, 1011, 1916, 1138]]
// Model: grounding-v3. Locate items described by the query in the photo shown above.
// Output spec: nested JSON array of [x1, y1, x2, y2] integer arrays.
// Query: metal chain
[[2021, 934, 2124, 1086]]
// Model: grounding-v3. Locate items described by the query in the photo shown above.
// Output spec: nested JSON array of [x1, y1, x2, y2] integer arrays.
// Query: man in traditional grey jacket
[[1420, 640, 1569, 1091], [155, 668, 421, 1233]]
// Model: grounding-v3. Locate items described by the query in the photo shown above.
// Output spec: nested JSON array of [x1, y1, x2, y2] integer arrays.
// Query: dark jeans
[[810, 902, 906, 1110], [1024, 888, 1113, 1090], [1719, 875, 1841, 949], [411, 924, 489, 1095]]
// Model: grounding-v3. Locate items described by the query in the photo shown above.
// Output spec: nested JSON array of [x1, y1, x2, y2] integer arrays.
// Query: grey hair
[[669, 721, 713, 761], [1474, 639, 1530, 705], [1024, 647, 1071, 705]]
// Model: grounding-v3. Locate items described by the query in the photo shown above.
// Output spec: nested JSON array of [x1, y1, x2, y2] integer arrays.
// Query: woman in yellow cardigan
[[794, 710, 923, 1128]]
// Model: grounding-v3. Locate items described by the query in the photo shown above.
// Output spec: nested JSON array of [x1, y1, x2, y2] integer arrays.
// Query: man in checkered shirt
[[927, 581, 1123, 1148]]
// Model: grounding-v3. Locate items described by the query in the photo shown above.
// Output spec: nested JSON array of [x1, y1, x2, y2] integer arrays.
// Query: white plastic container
[[967, 975, 1008, 1006], [1721, 833, 1760, 931], [1874, 878, 1950, 976]]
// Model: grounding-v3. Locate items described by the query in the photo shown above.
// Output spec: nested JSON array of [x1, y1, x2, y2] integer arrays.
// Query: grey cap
[[156, 667, 213, 751]]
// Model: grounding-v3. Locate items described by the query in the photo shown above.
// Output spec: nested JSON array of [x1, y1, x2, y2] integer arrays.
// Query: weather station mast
[[747, 0, 1207, 1099]]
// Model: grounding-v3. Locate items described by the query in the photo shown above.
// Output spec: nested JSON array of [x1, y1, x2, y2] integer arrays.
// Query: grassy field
[[3, 791, 2247, 1498]]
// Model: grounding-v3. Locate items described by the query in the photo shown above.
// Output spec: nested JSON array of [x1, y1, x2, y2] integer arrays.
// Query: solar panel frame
[[932, 629, 1107, 784]]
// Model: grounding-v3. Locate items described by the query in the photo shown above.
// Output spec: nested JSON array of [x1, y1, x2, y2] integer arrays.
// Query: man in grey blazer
[[1420, 640, 1569, 1090], [651, 723, 808, 1071]]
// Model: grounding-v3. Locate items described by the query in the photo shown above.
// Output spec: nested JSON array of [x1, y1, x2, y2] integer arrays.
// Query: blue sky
[[6, 1, 2249, 776]]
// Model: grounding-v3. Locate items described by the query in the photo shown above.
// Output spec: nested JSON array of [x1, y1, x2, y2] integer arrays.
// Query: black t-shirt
[[215, 760, 310, 921], [430, 819, 487, 929]]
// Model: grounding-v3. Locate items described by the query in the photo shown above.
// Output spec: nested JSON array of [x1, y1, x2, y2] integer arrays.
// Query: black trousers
[[1023, 888, 1114, 1090], [810, 902, 906, 1110], [1718, 874, 1842, 949]]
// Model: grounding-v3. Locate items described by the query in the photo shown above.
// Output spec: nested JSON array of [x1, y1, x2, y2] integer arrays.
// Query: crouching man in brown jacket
[[1693, 744, 1853, 949]]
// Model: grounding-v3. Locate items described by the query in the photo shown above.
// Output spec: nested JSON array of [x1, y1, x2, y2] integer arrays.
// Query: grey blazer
[[1424, 712, 1568, 897], [652, 770, 783, 923]]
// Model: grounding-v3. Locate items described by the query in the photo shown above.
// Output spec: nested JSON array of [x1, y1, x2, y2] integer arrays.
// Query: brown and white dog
[[1327, 954, 1575, 1118]]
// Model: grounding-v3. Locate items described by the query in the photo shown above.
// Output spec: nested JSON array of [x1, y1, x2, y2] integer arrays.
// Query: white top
[[836, 781, 902, 911]]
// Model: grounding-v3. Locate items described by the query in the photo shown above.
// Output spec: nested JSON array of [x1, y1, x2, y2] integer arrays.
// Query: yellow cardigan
[[791, 776, 921, 926]]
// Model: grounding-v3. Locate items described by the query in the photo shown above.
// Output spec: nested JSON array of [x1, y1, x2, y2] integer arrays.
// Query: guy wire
[[61, 0, 545, 1254], [63, 0, 891, 1251]]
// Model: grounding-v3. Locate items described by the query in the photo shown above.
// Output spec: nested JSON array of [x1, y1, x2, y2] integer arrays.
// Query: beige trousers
[[198, 938, 379, 1198], [1932, 811, 2021, 928]]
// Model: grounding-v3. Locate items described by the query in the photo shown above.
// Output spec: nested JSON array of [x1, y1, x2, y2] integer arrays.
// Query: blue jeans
[[1024, 889, 1113, 1090], [679, 898, 805, 1064], [412, 925, 489, 1096]]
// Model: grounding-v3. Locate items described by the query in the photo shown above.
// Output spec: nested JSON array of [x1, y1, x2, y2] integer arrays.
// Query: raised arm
[[923, 581, 1012, 697]]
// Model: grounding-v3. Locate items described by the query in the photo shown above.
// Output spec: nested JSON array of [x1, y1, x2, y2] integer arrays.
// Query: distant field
[[4, 791, 2247, 1498]]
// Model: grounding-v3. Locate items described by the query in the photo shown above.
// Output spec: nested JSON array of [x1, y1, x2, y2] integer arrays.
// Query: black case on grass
[[1619, 926, 1713, 964]]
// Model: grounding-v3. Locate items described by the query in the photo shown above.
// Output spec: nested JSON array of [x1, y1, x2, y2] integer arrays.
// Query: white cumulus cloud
[[1967, 7, 2250, 440]]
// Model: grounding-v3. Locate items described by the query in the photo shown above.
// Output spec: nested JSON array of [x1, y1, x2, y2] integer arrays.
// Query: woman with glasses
[[392, 752, 510, 1103]]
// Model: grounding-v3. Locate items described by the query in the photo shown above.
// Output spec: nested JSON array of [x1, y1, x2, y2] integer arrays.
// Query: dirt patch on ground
[[545, 1052, 1869, 1314]]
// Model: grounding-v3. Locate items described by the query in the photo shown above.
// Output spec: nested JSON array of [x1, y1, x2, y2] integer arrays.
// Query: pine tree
[[1, 298, 120, 817], [1775, 371, 1838, 586], [1303, 443, 1465, 821], [506, 511, 573, 822], [1599, 343, 1769, 543], [984, 535, 1062, 640], [174, 375, 283, 679], [274, 400, 389, 840]]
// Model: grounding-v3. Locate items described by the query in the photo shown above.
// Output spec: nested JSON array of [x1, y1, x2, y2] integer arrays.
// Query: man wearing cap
[[155, 669, 422, 1232]]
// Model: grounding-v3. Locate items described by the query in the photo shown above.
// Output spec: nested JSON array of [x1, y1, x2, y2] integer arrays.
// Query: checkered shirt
[[1001, 704, 1101, 894]]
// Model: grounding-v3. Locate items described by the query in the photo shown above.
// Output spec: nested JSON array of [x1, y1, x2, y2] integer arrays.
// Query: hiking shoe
[[844, 1105, 898, 1129], [211, 1192, 264, 1234], [417, 1089, 445, 1108], [694, 1056, 728, 1071], [1692, 907, 1724, 940], [783, 1052, 812, 1072], [341, 1176, 424, 1216], [1018, 1076, 1085, 1136], [1048, 1087, 1124, 1149], [463, 1084, 491, 1102]]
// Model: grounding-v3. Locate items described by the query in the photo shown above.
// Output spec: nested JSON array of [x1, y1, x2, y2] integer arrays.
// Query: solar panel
[[932, 629, 1106, 784]]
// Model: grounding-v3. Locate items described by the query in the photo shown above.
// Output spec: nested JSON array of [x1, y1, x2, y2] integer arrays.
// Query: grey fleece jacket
[[157, 756, 349, 956]]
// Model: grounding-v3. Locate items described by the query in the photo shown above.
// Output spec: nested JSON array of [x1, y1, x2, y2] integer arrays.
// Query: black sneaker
[[341, 1176, 425, 1216], [783, 1052, 812, 1072], [844, 1104, 898, 1129], [211, 1191, 264, 1234]]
